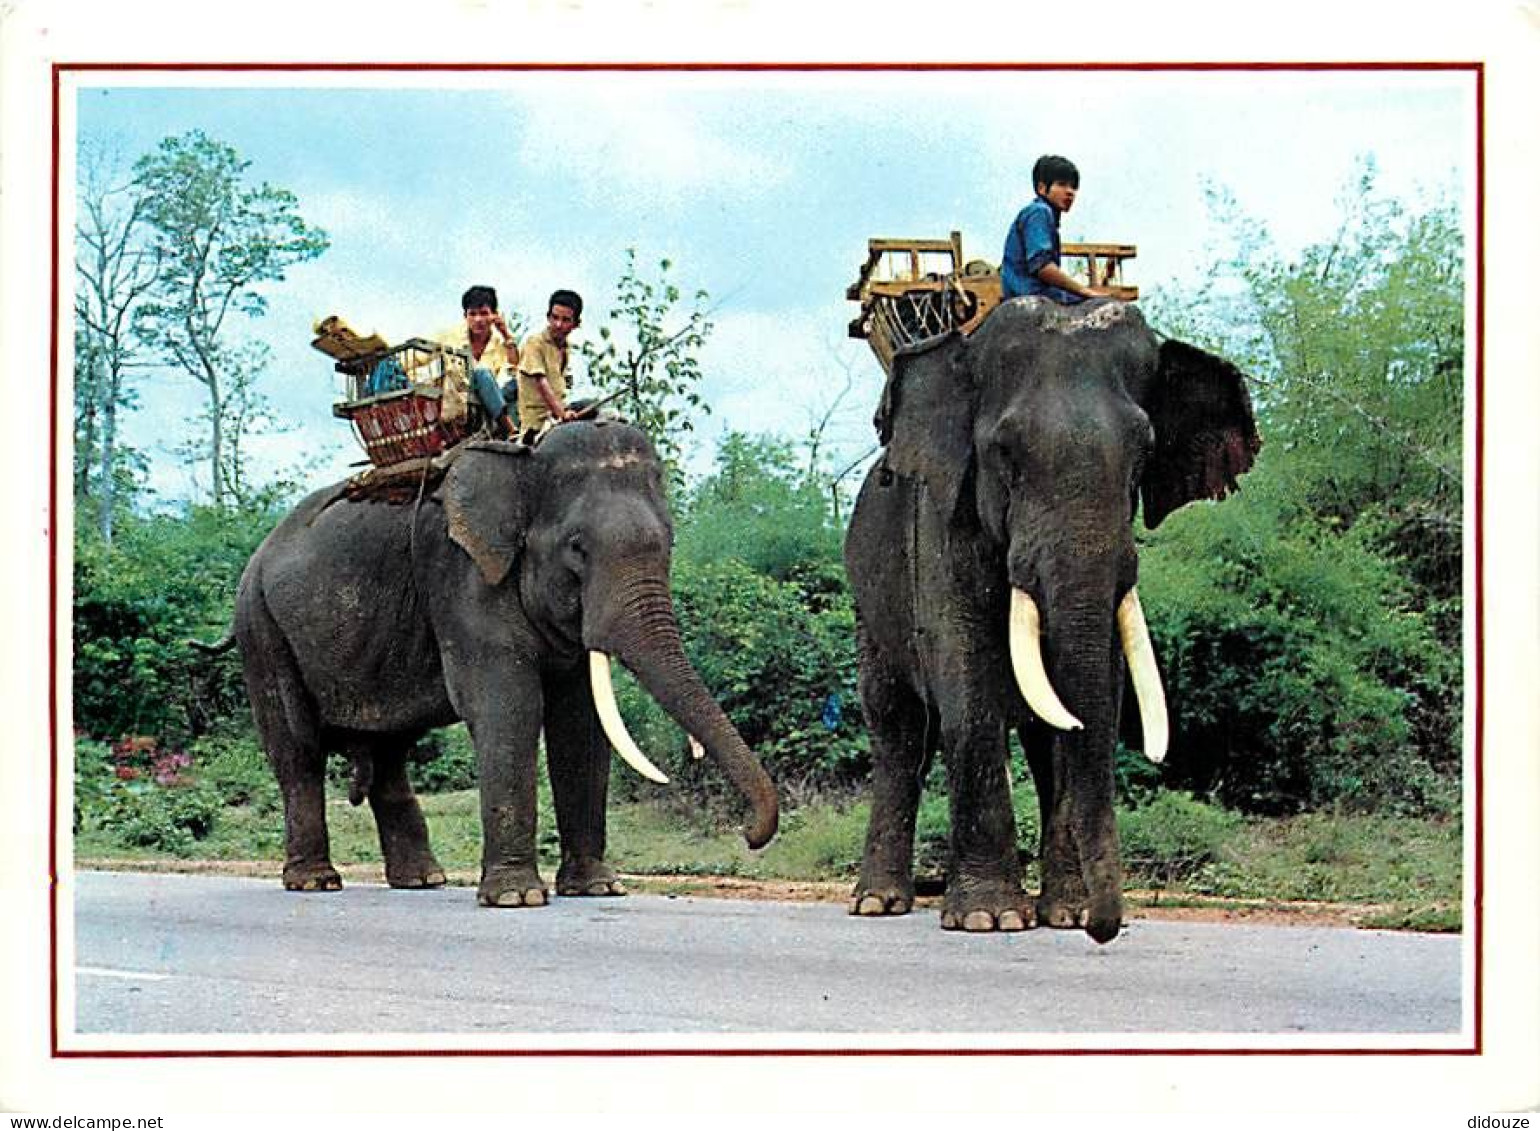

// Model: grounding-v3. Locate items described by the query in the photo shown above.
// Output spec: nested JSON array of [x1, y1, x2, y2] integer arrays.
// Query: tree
[[580, 249, 712, 485], [132, 131, 328, 507], [1135, 160, 1466, 814], [1146, 159, 1463, 600], [170, 340, 290, 509], [74, 142, 160, 542]]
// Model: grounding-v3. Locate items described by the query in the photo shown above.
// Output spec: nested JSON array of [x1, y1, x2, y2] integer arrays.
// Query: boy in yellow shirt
[[439, 284, 519, 437], [511, 289, 584, 442]]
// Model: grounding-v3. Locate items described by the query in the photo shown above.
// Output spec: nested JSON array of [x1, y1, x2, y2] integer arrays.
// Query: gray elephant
[[845, 298, 1260, 941], [221, 421, 778, 906]]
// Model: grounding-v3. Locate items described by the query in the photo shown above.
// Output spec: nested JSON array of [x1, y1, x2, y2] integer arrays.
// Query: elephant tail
[[187, 626, 237, 654]]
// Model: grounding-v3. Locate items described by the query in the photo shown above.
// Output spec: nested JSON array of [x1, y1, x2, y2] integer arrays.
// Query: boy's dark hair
[[548, 289, 583, 319], [461, 284, 498, 312], [1032, 155, 1080, 192]]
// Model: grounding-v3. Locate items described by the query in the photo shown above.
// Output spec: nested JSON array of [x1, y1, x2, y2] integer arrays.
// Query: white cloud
[[505, 83, 789, 208]]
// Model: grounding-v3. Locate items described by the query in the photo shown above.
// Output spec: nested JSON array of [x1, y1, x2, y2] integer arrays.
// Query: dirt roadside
[[75, 858, 1426, 929]]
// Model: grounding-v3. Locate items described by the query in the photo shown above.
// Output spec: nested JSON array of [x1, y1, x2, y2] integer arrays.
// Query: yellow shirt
[[515, 326, 572, 432], [436, 323, 519, 381]]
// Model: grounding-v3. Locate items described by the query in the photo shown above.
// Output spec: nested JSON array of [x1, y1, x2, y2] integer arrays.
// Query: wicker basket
[[332, 339, 479, 468]]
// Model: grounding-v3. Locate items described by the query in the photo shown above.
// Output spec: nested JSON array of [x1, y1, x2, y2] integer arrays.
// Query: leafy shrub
[[1117, 790, 1242, 887], [74, 736, 223, 855], [191, 730, 280, 813], [670, 556, 866, 795], [73, 502, 276, 743], [409, 725, 479, 794], [1140, 473, 1460, 816]]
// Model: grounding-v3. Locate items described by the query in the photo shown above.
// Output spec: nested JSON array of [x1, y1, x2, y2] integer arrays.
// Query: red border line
[[54, 1046, 1476, 1060], [50, 59, 1485, 1061], [50, 60, 64, 1062], [1471, 61, 1486, 1057], [53, 60, 1481, 74]]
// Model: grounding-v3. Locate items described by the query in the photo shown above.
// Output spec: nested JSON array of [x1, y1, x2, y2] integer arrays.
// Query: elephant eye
[[565, 534, 588, 561]]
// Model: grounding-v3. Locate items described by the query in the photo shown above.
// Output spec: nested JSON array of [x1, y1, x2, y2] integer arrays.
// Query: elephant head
[[877, 299, 1259, 760], [858, 297, 1259, 939], [440, 421, 779, 849]]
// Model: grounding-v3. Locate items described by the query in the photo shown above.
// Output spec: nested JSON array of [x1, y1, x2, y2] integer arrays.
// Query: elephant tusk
[[1117, 588, 1169, 764], [1008, 589, 1084, 732], [688, 735, 706, 760], [588, 652, 671, 784]]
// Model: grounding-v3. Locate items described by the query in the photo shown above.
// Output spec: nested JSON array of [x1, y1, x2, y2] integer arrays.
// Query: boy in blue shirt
[[1001, 155, 1100, 304]]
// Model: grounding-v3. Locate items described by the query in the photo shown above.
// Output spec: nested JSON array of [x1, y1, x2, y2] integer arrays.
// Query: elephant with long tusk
[[225, 421, 778, 906], [846, 298, 1259, 941]]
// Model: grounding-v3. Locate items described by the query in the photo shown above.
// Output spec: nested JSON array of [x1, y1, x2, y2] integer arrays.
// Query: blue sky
[[71, 68, 1474, 500]]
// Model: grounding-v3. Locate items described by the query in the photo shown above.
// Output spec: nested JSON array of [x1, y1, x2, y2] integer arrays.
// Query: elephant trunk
[[1010, 586, 1168, 763], [587, 571, 779, 850], [1040, 591, 1127, 943]]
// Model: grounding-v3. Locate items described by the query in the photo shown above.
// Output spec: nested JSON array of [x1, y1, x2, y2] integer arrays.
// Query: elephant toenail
[[962, 911, 995, 931], [998, 910, 1028, 931]]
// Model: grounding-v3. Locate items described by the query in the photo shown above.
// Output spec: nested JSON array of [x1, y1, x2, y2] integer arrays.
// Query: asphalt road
[[70, 870, 1464, 1043]]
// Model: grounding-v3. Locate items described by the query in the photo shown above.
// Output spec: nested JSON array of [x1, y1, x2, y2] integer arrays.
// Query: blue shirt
[[1001, 194, 1084, 304]]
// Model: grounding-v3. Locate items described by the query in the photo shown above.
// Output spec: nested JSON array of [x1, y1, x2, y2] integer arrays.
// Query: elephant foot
[[283, 863, 343, 892], [849, 881, 914, 917], [1036, 898, 1087, 930], [1036, 895, 1122, 943], [940, 886, 1035, 932], [556, 858, 627, 897], [386, 859, 447, 890], [477, 866, 549, 908]]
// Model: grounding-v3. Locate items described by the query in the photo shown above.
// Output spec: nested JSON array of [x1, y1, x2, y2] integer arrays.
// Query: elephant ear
[[874, 335, 976, 523], [443, 442, 538, 586], [1140, 339, 1263, 529]]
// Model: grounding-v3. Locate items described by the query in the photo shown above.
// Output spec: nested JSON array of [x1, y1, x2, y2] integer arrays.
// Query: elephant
[[844, 297, 1260, 941], [220, 420, 778, 906]]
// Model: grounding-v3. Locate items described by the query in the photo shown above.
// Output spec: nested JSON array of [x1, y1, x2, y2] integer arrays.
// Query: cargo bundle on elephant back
[[312, 315, 483, 470], [843, 247, 1260, 943], [846, 230, 1138, 375]]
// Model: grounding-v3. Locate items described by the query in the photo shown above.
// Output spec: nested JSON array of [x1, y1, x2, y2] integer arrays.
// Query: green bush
[[191, 730, 279, 812], [1140, 472, 1460, 816], [672, 556, 866, 794], [73, 502, 276, 743], [1117, 790, 1242, 887], [74, 736, 224, 855], [409, 725, 479, 794]]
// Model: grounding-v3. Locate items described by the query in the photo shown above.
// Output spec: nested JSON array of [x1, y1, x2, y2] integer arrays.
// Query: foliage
[[1139, 460, 1459, 816], [73, 500, 280, 743], [408, 725, 480, 794], [677, 431, 844, 583], [1117, 791, 1243, 888], [1137, 160, 1464, 816], [669, 556, 866, 794], [74, 737, 223, 856], [132, 130, 329, 506], [580, 249, 712, 486], [75, 142, 160, 544]]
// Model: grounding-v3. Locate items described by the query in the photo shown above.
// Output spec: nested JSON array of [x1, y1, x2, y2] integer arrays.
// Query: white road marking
[[77, 966, 171, 982]]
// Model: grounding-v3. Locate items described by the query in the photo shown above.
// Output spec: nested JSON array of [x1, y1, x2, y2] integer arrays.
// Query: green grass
[[73, 738, 1463, 931]]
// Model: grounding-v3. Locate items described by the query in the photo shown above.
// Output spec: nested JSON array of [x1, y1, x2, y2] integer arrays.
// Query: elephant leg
[[851, 661, 934, 917], [364, 740, 446, 889], [543, 663, 626, 897], [244, 606, 340, 892], [936, 691, 1033, 932], [444, 652, 549, 908], [1022, 723, 1089, 929]]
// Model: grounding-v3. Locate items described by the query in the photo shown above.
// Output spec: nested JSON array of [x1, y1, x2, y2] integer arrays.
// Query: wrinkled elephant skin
[[230, 422, 778, 907], [845, 298, 1260, 940]]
